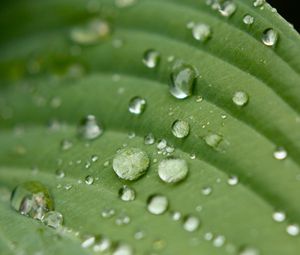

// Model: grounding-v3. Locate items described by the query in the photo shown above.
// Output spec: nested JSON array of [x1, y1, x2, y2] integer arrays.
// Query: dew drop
[[112, 147, 150, 180], [115, 0, 136, 8], [171, 120, 190, 138], [253, 0, 265, 7], [157, 139, 167, 150], [91, 155, 99, 162], [213, 235, 226, 247], [204, 133, 223, 148], [78, 115, 103, 140], [147, 194, 168, 215], [243, 14, 254, 25], [134, 230, 145, 240], [60, 139, 73, 151], [190, 23, 211, 42], [286, 224, 299, 236], [228, 175, 239, 186], [42, 211, 63, 229], [143, 49, 161, 69], [144, 133, 155, 145], [113, 243, 133, 255], [170, 211, 182, 221], [169, 64, 197, 99], [204, 232, 214, 241], [158, 158, 188, 183], [232, 91, 249, 106], [115, 213, 131, 226], [272, 211, 286, 222], [119, 185, 136, 201], [11, 181, 54, 220], [239, 246, 260, 255], [101, 208, 116, 218], [55, 169, 65, 179], [85, 175, 94, 185], [70, 19, 110, 45], [218, 1, 237, 17], [93, 236, 112, 253], [183, 215, 200, 232], [273, 147, 287, 160], [262, 29, 278, 47], [128, 97, 146, 115], [202, 186, 212, 196], [81, 235, 96, 248]]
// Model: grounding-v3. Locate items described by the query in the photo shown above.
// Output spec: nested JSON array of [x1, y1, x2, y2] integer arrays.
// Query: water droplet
[[213, 235, 226, 247], [171, 120, 190, 138], [232, 91, 249, 106], [286, 224, 299, 236], [55, 169, 65, 179], [204, 232, 214, 241], [239, 247, 260, 255], [42, 211, 63, 229], [218, 1, 237, 17], [93, 236, 112, 252], [170, 211, 182, 221], [144, 133, 155, 145], [190, 23, 211, 42], [272, 211, 286, 222], [262, 29, 278, 47], [128, 97, 146, 115], [134, 230, 145, 240], [85, 175, 94, 185], [11, 181, 54, 220], [64, 184, 73, 191], [228, 175, 239, 186], [115, 213, 131, 226], [119, 185, 136, 201], [70, 19, 110, 45], [157, 139, 167, 150], [101, 208, 116, 218], [81, 235, 96, 248], [147, 194, 168, 215], [169, 63, 197, 99], [78, 115, 103, 140], [152, 239, 166, 250], [183, 215, 200, 232], [113, 147, 150, 181], [128, 131, 136, 139], [273, 147, 287, 160], [196, 95, 203, 102], [143, 49, 161, 69], [60, 139, 73, 151], [243, 14, 254, 25], [204, 133, 223, 148], [115, 0, 136, 8], [91, 155, 99, 162], [202, 186, 212, 196], [113, 243, 133, 255], [190, 153, 196, 160], [253, 0, 265, 7], [158, 158, 188, 183]]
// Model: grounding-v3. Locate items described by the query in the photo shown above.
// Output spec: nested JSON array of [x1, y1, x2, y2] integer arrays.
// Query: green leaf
[[0, 0, 300, 254]]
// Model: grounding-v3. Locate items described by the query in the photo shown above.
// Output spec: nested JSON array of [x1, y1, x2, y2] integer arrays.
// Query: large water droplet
[[119, 185, 136, 201], [218, 1, 237, 17], [273, 147, 287, 160], [78, 115, 103, 140], [158, 158, 188, 183], [183, 215, 200, 232], [190, 23, 211, 42], [147, 194, 168, 215], [143, 49, 161, 69], [11, 181, 54, 220], [286, 224, 299, 236], [171, 120, 190, 138], [262, 29, 278, 47], [70, 19, 110, 45], [272, 211, 286, 222], [243, 15, 254, 25], [169, 63, 197, 99], [113, 147, 150, 180], [42, 211, 63, 229], [128, 97, 146, 115], [232, 91, 249, 106]]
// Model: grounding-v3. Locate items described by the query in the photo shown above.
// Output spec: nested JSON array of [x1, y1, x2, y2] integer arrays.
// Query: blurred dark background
[[268, 0, 299, 32]]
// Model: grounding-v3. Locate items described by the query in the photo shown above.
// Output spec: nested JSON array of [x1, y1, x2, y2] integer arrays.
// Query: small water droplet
[[143, 49, 161, 69], [93, 236, 112, 252], [119, 185, 136, 201], [232, 91, 249, 106], [228, 175, 239, 186], [115, 213, 131, 226], [158, 158, 188, 183], [273, 147, 287, 160], [196, 95, 203, 102], [239, 246, 260, 255], [85, 175, 94, 185], [218, 1, 237, 17], [60, 139, 73, 151], [147, 194, 168, 215], [101, 208, 116, 218], [204, 232, 214, 241], [157, 139, 167, 150], [190, 23, 211, 42], [253, 0, 265, 7], [144, 133, 155, 145], [170, 63, 197, 99], [113, 147, 150, 181], [202, 186, 212, 196], [81, 235, 96, 248], [190, 153, 196, 159], [11, 181, 54, 220], [243, 14, 254, 25], [113, 243, 133, 255], [78, 115, 103, 140], [128, 131, 136, 139], [272, 211, 286, 222], [204, 133, 223, 148], [70, 19, 110, 45], [134, 230, 145, 240], [183, 215, 200, 232], [262, 29, 278, 47], [129, 97, 146, 115], [42, 211, 63, 229], [115, 0, 136, 8], [213, 235, 226, 247], [56, 169, 65, 179], [170, 211, 182, 221], [91, 155, 99, 162], [287, 224, 299, 236], [64, 184, 73, 191], [171, 120, 190, 138]]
